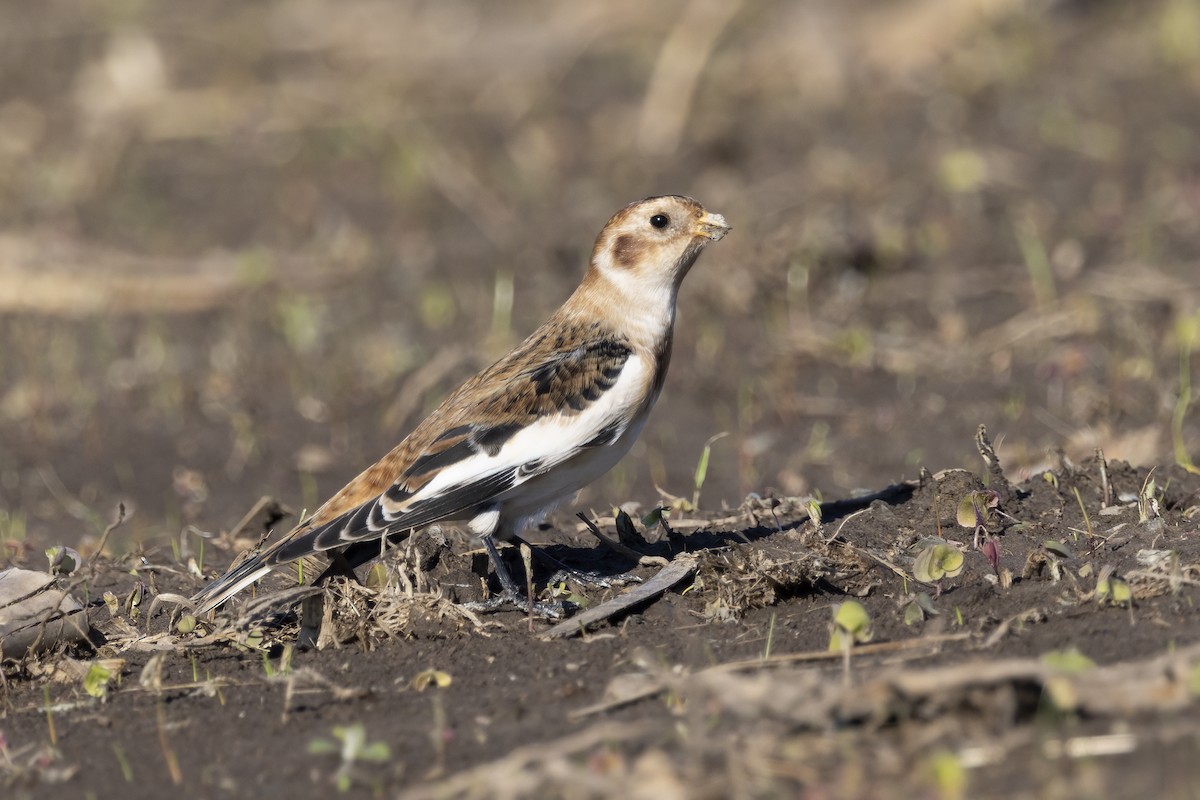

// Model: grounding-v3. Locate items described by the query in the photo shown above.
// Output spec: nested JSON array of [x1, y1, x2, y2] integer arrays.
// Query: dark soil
[[5, 456, 1200, 799], [4, 1, 1200, 798]]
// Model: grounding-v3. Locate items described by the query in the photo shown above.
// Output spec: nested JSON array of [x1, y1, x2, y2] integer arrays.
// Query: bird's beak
[[695, 212, 731, 241]]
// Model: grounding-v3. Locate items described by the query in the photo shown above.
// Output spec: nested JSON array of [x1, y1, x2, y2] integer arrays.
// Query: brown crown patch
[[611, 233, 646, 269]]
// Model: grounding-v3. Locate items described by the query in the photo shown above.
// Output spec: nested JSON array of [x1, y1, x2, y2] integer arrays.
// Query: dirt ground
[[3, 1, 1200, 798]]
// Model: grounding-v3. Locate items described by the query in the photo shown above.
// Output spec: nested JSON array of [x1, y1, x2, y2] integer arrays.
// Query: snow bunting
[[193, 195, 730, 614]]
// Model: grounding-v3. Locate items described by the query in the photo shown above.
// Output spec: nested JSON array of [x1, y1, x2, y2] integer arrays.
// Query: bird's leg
[[311, 550, 361, 585], [511, 533, 642, 589], [483, 535, 525, 598], [461, 535, 566, 619]]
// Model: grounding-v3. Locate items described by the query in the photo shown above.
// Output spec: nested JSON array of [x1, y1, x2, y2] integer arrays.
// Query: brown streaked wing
[[283, 321, 635, 548]]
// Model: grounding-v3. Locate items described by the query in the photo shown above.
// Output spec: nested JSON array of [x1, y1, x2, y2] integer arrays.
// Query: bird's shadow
[[508, 480, 918, 585]]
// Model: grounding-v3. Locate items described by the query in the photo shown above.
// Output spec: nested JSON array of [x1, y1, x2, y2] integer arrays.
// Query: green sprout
[[956, 490, 999, 549], [829, 600, 872, 683], [925, 750, 967, 800], [805, 498, 822, 526], [83, 662, 116, 700], [1137, 471, 1162, 524], [1095, 566, 1133, 608], [902, 592, 939, 626], [365, 562, 391, 589], [308, 723, 392, 793], [1040, 647, 1096, 673], [410, 669, 452, 692], [692, 432, 729, 511], [640, 506, 668, 529], [45, 545, 81, 576], [913, 542, 965, 596]]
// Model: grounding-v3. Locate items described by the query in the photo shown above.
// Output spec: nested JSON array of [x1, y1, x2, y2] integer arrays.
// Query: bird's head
[[587, 195, 730, 297]]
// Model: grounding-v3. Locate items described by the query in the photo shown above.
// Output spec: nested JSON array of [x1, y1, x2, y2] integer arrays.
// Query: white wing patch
[[413, 354, 651, 504]]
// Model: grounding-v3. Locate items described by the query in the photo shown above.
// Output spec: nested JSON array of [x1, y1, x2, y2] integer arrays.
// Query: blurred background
[[1, 0, 1198, 552]]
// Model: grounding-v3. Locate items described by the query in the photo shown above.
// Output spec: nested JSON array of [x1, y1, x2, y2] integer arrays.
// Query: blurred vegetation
[[0, 0, 1198, 550]]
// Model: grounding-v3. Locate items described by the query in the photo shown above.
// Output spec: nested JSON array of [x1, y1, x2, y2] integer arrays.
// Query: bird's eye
[[649, 214, 670, 229]]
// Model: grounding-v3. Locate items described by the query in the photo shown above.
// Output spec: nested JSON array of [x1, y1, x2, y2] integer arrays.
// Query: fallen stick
[[539, 554, 698, 640], [569, 633, 971, 719]]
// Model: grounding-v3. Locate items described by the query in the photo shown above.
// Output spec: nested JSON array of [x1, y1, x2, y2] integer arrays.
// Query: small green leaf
[[805, 498, 823, 526], [912, 592, 938, 616], [1043, 540, 1074, 559], [956, 491, 998, 529], [641, 506, 667, 528], [692, 432, 729, 509], [913, 547, 936, 582], [693, 441, 713, 493], [939, 547, 964, 577], [955, 497, 979, 529], [938, 148, 989, 192], [176, 614, 197, 634], [359, 742, 391, 763], [308, 738, 338, 755], [45, 545, 81, 576], [1096, 570, 1132, 607], [903, 602, 925, 626], [830, 600, 872, 647], [411, 669, 452, 691], [913, 544, 965, 583], [1189, 664, 1200, 696], [83, 662, 113, 699], [1041, 648, 1096, 673], [1111, 579, 1132, 605], [926, 750, 967, 797], [365, 562, 390, 589]]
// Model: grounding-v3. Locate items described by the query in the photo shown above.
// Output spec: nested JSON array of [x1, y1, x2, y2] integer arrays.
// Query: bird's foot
[[462, 591, 568, 620], [546, 567, 642, 589]]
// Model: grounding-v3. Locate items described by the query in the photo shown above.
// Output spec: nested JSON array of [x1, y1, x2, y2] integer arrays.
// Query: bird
[[192, 195, 730, 614]]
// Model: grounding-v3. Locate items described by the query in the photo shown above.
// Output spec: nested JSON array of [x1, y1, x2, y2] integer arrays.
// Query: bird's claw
[[546, 568, 642, 589], [462, 591, 568, 620]]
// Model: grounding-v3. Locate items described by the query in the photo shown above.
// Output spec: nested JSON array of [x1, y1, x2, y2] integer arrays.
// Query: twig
[[825, 507, 868, 545], [708, 633, 970, 674], [981, 607, 1047, 649], [89, 502, 127, 578], [539, 555, 698, 640], [282, 668, 369, 723], [397, 722, 649, 800], [569, 634, 971, 719], [156, 700, 183, 785], [226, 496, 290, 542], [636, 0, 744, 155], [1097, 448, 1112, 508], [975, 424, 1012, 500], [826, 533, 921, 586]]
